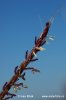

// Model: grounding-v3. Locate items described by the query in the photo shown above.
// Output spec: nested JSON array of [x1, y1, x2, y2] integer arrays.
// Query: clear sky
[[0, 0, 66, 100]]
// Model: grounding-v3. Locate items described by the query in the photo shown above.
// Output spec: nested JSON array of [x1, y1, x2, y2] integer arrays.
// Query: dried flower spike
[[0, 20, 53, 100]]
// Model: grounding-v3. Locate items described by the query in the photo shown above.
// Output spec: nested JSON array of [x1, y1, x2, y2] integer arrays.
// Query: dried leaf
[[25, 50, 28, 59], [35, 36, 37, 45], [30, 58, 38, 62], [36, 47, 45, 51], [3, 82, 8, 90], [33, 52, 37, 57], [14, 66, 18, 74]]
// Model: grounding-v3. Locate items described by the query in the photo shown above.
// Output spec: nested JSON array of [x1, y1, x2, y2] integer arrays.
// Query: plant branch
[[0, 21, 51, 100]]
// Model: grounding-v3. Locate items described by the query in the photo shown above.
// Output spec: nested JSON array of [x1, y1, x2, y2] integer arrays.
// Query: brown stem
[[0, 21, 51, 100]]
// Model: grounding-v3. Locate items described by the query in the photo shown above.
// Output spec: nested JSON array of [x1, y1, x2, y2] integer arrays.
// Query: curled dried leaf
[[14, 66, 18, 74], [3, 82, 8, 90], [35, 36, 37, 45], [25, 50, 28, 59], [30, 58, 38, 62]]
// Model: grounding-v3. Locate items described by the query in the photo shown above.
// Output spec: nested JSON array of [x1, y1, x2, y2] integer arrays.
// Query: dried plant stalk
[[0, 21, 51, 100]]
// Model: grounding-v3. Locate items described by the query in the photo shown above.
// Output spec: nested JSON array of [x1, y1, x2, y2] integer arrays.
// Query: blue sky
[[0, 0, 66, 100]]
